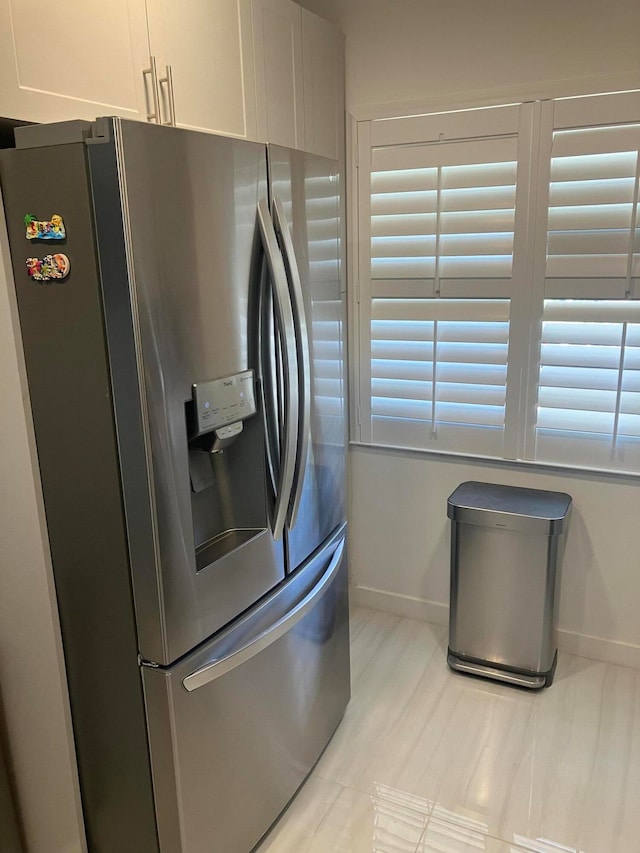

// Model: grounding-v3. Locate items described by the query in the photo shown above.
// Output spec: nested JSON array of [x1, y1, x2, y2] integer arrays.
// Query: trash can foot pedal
[[447, 650, 555, 690]]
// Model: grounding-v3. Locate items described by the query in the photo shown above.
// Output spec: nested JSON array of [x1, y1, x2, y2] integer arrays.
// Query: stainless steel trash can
[[447, 481, 572, 689]]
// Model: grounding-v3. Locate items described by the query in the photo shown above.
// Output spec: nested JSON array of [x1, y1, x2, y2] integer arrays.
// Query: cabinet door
[[251, 0, 305, 149], [301, 9, 345, 162], [0, 0, 151, 124], [146, 0, 257, 138]]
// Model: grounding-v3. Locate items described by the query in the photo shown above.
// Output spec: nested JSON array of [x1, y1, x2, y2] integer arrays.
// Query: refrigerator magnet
[[24, 213, 66, 241], [26, 253, 70, 282]]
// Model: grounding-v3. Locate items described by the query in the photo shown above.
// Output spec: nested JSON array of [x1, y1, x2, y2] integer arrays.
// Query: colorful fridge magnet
[[26, 253, 70, 282], [24, 213, 66, 241]]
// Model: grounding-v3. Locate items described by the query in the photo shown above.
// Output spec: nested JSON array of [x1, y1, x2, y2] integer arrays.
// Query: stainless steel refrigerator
[[0, 118, 349, 853]]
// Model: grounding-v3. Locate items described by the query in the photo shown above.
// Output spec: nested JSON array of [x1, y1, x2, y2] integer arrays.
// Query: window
[[354, 91, 640, 474]]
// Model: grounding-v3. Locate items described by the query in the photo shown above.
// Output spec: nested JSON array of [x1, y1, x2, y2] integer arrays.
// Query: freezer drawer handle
[[257, 199, 299, 541], [273, 197, 311, 530], [182, 537, 345, 692]]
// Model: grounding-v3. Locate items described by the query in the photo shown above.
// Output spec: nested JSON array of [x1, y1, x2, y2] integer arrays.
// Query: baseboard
[[555, 629, 640, 670], [350, 584, 640, 671], [350, 585, 449, 627]]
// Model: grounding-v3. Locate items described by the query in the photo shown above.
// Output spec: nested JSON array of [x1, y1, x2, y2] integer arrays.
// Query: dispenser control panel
[[192, 370, 257, 437]]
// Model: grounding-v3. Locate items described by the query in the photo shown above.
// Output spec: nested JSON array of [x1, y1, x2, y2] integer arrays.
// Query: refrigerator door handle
[[258, 263, 280, 499], [182, 537, 345, 692], [257, 199, 299, 540], [273, 197, 311, 529]]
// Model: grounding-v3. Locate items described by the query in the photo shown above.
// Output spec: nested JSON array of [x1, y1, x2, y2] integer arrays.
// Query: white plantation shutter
[[358, 104, 531, 456], [355, 91, 640, 474], [544, 124, 640, 298], [534, 300, 640, 471], [371, 299, 509, 455], [370, 138, 518, 298], [528, 93, 640, 473]]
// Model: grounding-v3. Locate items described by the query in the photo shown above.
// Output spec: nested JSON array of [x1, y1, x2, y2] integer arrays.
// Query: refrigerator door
[[88, 119, 285, 665], [0, 733, 23, 853], [268, 145, 347, 570], [142, 524, 350, 853]]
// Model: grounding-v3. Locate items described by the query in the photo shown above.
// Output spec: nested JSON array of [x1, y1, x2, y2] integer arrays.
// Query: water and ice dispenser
[[186, 370, 266, 571]]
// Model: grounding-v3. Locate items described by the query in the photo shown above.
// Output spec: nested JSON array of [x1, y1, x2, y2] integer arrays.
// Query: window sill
[[349, 440, 640, 484]]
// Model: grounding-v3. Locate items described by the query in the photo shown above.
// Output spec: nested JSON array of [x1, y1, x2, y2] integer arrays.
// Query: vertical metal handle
[[258, 263, 280, 499], [257, 199, 299, 541], [273, 197, 311, 529], [159, 64, 177, 126], [142, 56, 161, 123]]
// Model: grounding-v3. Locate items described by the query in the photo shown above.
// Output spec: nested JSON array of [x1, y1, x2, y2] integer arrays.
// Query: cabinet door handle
[[142, 56, 161, 123], [159, 65, 177, 127]]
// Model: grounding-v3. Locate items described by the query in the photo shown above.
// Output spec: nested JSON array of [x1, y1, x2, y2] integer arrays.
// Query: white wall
[[0, 199, 86, 851], [294, 0, 640, 666], [296, 0, 640, 112], [350, 447, 640, 667]]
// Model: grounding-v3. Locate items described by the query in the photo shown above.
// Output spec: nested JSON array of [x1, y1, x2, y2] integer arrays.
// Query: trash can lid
[[447, 481, 572, 534]]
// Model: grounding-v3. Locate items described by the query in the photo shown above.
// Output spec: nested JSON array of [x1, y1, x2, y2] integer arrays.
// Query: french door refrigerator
[[0, 118, 349, 853]]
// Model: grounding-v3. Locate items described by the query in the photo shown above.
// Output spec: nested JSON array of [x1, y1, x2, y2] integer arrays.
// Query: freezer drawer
[[142, 524, 350, 853]]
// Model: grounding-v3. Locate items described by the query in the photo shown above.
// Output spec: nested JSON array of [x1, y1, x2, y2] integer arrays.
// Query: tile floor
[[256, 607, 640, 853]]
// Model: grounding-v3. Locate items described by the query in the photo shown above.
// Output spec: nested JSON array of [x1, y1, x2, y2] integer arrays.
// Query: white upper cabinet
[[146, 0, 257, 138], [301, 9, 345, 162], [0, 0, 257, 138], [0, 0, 152, 124], [250, 0, 345, 159], [0, 0, 343, 152], [251, 0, 305, 149]]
